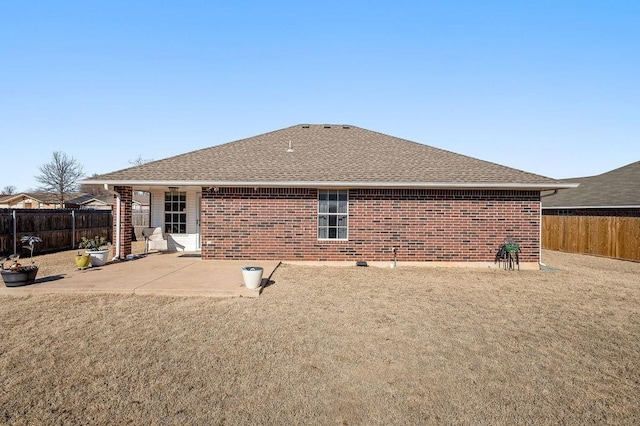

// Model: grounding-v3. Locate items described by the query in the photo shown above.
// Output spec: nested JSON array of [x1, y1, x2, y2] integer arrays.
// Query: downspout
[[538, 190, 557, 267], [115, 192, 121, 260], [539, 200, 543, 267]]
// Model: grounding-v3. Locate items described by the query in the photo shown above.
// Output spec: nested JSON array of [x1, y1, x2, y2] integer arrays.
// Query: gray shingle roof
[[66, 193, 111, 205], [85, 124, 570, 189], [543, 161, 640, 208], [0, 192, 75, 204]]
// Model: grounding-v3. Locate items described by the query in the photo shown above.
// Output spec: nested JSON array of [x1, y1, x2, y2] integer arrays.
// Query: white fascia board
[[80, 180, 580, 191]]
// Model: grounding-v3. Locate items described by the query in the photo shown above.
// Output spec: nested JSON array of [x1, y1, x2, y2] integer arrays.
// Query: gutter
[[81, 180, 580, 191]]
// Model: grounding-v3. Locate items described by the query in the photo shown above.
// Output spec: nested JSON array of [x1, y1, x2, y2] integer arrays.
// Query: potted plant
[[78, 236, 112, 267], [1, 236, 42, 287]]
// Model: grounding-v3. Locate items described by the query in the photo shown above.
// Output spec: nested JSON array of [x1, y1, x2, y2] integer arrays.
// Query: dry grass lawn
[[1, 249, 639, 424]]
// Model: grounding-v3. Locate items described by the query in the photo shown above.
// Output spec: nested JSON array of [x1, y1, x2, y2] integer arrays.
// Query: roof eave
[[81, 179, 579, 191]]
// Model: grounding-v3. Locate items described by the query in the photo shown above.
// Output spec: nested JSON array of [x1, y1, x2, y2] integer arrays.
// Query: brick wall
[[112, 186, 133, 259], [201, 188, 541, 263]]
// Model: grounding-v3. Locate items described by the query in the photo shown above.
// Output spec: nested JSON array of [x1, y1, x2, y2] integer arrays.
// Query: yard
[[1, 249, 639, 424]]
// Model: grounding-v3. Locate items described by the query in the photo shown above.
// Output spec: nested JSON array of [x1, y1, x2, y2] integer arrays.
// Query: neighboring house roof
[[66, 192, 150, 207], [0, 192, 67, 205], [84, 124, 574, 190], [543, 161, 640, 208], [66, 193, 114, 207]]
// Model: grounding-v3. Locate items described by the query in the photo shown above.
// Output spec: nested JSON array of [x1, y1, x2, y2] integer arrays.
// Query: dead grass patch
[[1, 250, 639, 424]]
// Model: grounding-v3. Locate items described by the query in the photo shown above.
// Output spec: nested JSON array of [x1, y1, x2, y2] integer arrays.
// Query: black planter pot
[[1, 266, 39, 287]]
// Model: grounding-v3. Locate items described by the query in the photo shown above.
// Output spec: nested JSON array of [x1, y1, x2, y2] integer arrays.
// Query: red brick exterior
[[112, 186, 133, 259], [201, 188, 541, 263]]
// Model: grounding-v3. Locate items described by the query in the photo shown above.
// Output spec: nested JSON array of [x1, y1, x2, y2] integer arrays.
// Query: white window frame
[[317, 189, 349, 240], [164, 191, 187, 234]]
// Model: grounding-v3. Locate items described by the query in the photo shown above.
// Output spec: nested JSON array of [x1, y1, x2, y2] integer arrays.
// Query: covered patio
[[0, 252, 280, 298]]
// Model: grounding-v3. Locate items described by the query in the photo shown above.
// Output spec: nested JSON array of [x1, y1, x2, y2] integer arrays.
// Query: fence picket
[[0, 209, 113, 256], [542, 215, 640, 262]]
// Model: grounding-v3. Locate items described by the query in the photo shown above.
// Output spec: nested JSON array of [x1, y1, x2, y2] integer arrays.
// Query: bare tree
[[35, 151, 84, 206], [2, 185, 16, 195], [129, 155, 153, 166]]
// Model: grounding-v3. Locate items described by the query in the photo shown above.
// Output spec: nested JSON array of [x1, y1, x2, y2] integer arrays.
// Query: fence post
[[12, 209, 17, 255], [71, 210, 76, 249]]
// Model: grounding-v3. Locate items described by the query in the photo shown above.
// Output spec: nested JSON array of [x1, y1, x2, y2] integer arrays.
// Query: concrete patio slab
[[0, 252, 280, 298]]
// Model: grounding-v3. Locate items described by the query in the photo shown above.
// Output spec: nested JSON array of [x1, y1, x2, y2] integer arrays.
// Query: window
[[318, 189, 348, 239], [164, 191, 186, 234]]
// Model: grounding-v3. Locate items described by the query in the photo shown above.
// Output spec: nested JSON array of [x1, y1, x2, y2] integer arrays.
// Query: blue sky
[[1, 1, 638, 192]]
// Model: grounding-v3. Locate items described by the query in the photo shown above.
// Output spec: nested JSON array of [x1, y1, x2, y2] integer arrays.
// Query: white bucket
[[242, 266, 264, 289]]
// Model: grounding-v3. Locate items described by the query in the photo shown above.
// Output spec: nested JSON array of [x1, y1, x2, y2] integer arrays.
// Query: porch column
[[113, 185, 133, 259]]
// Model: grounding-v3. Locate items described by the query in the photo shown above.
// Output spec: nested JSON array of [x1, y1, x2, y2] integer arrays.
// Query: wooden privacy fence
[[0, 209, 112, 255], [133, 210, 150, 241], [542, 215, 640, 262]]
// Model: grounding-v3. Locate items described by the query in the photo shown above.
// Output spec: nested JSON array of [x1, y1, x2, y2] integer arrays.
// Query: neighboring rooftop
[[66, 193, 113, 206], [0, 192, 76, 205], [67, 192, 150, 206], [543, 161, 640, 208], [84, 124, 572, 189]]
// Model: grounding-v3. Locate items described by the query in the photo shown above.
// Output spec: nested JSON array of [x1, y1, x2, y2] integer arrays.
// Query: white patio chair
[[141, 227, 168, 254]]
